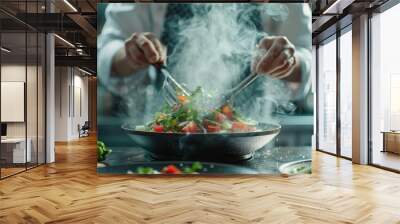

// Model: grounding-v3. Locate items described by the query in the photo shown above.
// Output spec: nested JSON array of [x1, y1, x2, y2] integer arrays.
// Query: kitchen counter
[[99, 145, 311, 174], [98, 114, 313, 174]]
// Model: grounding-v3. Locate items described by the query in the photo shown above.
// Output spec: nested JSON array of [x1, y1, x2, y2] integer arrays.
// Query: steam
[[169, 3, 292, 122], [170, 4, 259, 92], [125, 3, 294, 124]]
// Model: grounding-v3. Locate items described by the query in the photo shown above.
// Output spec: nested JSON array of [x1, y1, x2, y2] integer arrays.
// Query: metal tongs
[[215, 72, 296, 113], [155, 60, 294, 114], [155, 61, 261, 109], [212, 72, 261, 109], [154, 63, 191, 106]]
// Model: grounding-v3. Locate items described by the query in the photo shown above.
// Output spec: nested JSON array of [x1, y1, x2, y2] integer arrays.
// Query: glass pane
[[26, 0, 40, 169], [340, 29, 352, 158], [38, 32, 45, 165], [0, 1, 46, 178], [371, 4, 400, 171], [27, 31, 38, 169], [1, 30, 27, 177], [318, 37, 337, 154]]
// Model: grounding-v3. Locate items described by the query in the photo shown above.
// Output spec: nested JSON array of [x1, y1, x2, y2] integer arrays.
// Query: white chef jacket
[[98, 3, 312, 119]]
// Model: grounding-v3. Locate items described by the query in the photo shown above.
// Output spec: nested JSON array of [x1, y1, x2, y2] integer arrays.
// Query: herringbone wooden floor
[[1, 135, 400, 224]]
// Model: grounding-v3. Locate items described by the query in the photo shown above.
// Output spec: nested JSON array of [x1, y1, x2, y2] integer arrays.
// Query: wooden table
[[1, 138, 31, 164], [382, 131, 400, 154]]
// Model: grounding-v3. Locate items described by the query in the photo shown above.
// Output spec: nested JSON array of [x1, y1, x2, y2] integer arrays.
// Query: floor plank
[[1, 135, 400, 224]]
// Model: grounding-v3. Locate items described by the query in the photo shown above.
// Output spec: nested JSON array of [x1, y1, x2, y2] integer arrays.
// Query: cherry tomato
[[231, 122, 248, 132], [163, 165, 181, 174], [177, 95, 188, 104], [182, 121, 199, 133], [221, 105, 233, 119], [206, 124, 221, 133], [153, 124, 164, 132]]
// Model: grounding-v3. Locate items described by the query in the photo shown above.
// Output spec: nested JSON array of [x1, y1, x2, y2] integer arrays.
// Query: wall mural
[[97, 3, 313, 175]]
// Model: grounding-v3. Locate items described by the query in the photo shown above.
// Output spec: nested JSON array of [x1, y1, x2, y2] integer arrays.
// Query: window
[[0, 1, 47, 179], [370, 3, 400, 171], [339, 28, 352, 158], [317, 36, 337, 154]]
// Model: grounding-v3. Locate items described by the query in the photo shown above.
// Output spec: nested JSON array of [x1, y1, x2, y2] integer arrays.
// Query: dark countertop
[[97, 114, 313, 174], [99, 145, 311, 174]]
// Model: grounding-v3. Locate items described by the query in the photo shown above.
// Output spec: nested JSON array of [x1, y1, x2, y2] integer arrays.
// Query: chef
[[98, 3, 312, 121]]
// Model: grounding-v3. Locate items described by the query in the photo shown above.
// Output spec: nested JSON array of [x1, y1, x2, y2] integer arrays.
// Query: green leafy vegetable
[[191, 161, 203, 171], [97, 141, 112, 162], [135, 162, 204, 175], [288, 165, 312, 174], [137, 167, 156, 174], [140, 86, 258, 133]]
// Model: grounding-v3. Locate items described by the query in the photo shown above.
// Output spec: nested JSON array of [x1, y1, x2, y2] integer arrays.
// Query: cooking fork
[[154, 63, 191, 106]]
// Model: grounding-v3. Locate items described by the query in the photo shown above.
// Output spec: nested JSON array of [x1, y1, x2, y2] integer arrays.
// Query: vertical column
[[46, 2, 55, 163], [352, 14, 369, 164], [88, 77, 97, 133], [312, 45, 317, 150], [46, 34, 55, 163], [336, 29, 341, 157]]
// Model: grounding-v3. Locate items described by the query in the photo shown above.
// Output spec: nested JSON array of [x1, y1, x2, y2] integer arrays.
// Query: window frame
[[367, 1, 400, 173], [315, 23, 353, 161]]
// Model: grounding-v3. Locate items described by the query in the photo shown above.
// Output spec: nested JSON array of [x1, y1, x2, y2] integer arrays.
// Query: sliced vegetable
[[182, 121, 199, 133], [191, 161, 203, 171], [153, 124, 164, 132], [139, 86, 258, 133], [162, 165, 181, 174], [177, 95, 188, 104], [221, 120, 232, 130], [135, 162, 203, 175], [231, 121, 249, 132], [182, 162, 203, 173], [137, 167, 156, 174], [183, 167, 196, 174], [214, 111, 226, 123], [206, 124, 221, 133], [221, 105, 233, 119], [135, 125, 146, 131]]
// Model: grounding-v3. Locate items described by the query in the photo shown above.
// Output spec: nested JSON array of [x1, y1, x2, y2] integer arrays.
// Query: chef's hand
[[252, 36, 299, 80], [112, 32, 167, 76]]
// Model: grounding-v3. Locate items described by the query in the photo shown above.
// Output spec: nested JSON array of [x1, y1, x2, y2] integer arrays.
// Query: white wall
[[55, 67, 69, 141], [1, 63, 46, 163], [70, 73, 89, 139], [54, 67, 89, 141], [1, 65, 26, 142], [1, 65, 26, 139], [1, 65, 41, 137]]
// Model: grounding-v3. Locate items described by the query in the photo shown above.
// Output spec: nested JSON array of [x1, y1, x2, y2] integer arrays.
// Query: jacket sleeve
[[261, 3, 313, 102], [288, 4, 312, 102], [285, 3, 312, 101], [97, 3, 149, 96]]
